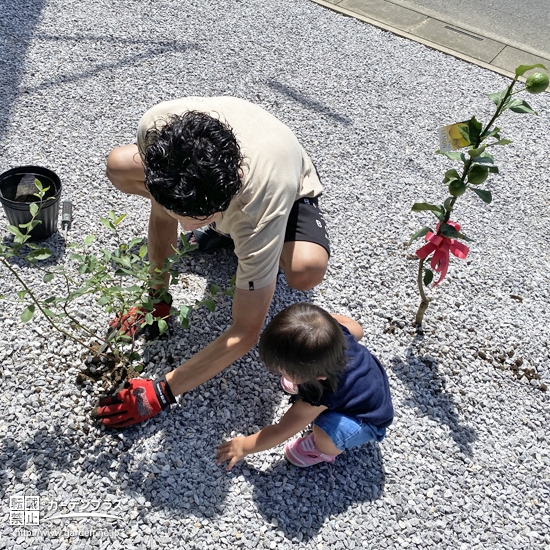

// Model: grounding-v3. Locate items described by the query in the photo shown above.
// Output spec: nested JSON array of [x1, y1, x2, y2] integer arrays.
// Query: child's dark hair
[[259, 303, 348, 405], [142, 111, 244, 219]]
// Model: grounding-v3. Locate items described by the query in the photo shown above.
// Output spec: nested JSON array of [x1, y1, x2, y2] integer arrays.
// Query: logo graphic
[[9, 495, 124, 525], [132, 386, 153, 416], [10, 496, 40, 526]]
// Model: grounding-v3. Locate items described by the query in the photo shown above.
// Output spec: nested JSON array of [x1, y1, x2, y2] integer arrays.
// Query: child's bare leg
[[313, 425, 344, 456]]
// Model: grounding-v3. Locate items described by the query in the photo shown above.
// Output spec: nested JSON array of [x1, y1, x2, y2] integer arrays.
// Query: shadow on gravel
[[0, 247, 353, 530], [21, 37, 200, 94], [1, 231, 67, 268], [390, 334, 477, 456], [246, 445, 385, 541], [0, 430, 79, 495], [267, 80, 353, 126], [0, 0, 47, 141]]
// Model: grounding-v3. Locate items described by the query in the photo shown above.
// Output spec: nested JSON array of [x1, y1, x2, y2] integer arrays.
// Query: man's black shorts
[[284, 195, 330, 257]]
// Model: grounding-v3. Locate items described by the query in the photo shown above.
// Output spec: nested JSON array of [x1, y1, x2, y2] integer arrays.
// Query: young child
[[216, 303, 394, 470]]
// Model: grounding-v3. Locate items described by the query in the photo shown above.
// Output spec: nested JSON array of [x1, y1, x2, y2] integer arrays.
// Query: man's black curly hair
[[142, 111, 244, 218]]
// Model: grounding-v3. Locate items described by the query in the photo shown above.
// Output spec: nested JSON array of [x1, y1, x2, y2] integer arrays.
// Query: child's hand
[[217, 437, 248, 471]]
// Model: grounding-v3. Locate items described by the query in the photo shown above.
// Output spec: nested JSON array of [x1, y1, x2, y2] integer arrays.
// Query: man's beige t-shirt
[[137, 96, 324, 290]]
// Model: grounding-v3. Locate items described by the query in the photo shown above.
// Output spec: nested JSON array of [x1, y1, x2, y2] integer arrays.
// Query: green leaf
[[443, 169, 460, 183], [17, 290, 28, 300], [411, 203, 443, 214], [117, 256, 132, 269], [467, 116, 482, 144], [472, 188, 492, 204], [18, 220, 41, 230], [209, 284, 221, 296], [42, 308, 56, 318], [33, 178, 44, 192], [43, 273, 55, 283], [440, 223, 473, 242], [134, 364, 144, 373], [423, 269, 434, 286], [113, 268, 133, 277], [139, 244, 148, 258], [98, 295, 110, 306], [515, 63, 547, 77], [436, 150, 463, 161], [448, 180, 467, 197], [29, 202, 39, 217], [128, 238, 143, 249], [457, 124, 470, 144], [27, 248, 52, 261], [145, 312, 154, 325], [443, 197, 454, 211], [100, 217, 115, 231], [84, 234, 95, 245], [158, 319, 169, 335], [488, 90, 507, 106], [483, 126, 501, 140], [467, 165, 489, 185], [491, 139, 512, 146], [179, 305, 192, 319], [115, 214, 127, 226], [506, 98, 537, 115], [471, 154, 494, 165], [200, 298, 216, 312], [468, 145, 486, 157], [408, 226, 432, 246], [488, 166, 499, 174], [7, 225, 25, 239], [21, 305, 35, 323], [140, 297, 152, 310]]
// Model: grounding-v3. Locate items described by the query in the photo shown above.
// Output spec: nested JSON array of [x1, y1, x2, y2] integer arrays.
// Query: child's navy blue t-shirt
[[299, 324, 394, 428]]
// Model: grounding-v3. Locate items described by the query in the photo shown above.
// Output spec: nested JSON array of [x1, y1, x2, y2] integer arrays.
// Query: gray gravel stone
[[1, 0, 549, 549]]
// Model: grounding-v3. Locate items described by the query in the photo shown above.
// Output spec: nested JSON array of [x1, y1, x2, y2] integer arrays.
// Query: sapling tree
[[0, 182, 234, 380], [409, 64, 548, 325]]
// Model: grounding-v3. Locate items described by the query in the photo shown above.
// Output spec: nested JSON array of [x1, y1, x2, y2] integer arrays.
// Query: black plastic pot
[[0, 166, 62, 241]]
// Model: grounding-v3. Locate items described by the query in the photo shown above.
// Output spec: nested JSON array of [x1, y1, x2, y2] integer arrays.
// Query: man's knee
[[281, 241, 328, 291], [105, 145, 146, 196], [285, 262, 327, 291]]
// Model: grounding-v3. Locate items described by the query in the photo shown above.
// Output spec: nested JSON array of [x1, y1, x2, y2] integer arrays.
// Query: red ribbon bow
[[416, 221, 469, 286]]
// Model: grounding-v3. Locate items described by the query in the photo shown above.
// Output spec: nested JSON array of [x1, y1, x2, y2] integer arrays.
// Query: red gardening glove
[[109, 295, 172, 339], [91, 376, 176, 428]]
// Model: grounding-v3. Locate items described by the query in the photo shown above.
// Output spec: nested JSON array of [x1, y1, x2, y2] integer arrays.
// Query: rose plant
[[409, 64, 548, 325], [0, 182, 234, 385]]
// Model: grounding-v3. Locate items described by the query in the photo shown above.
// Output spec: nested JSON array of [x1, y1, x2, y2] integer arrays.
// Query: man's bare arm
[[148, 199, 179, 288], [165, 279, 276, 396]]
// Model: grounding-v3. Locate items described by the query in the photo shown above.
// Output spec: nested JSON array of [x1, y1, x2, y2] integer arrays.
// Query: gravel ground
[[1, 0, 549, 548]]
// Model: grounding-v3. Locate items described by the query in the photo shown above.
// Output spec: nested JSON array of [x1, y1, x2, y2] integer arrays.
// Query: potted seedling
[[0, 166, 62, 241]]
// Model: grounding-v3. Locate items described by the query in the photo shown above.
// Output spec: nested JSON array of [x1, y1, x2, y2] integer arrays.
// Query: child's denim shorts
[[313, 411, 386, 451]]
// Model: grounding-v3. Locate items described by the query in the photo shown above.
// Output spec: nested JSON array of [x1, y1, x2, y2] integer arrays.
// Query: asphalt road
[[389, 0, 549, 57]]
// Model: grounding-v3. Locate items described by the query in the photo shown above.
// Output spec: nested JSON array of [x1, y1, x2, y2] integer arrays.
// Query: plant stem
[[1, 257, 98, 355], [415, 258, 431, 325]]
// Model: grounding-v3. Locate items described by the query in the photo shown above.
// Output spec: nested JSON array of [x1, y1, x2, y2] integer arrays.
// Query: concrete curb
[[310, 0, 550, 82]]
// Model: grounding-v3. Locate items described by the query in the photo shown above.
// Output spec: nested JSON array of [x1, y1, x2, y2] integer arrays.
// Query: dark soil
[[76, 342, 140, 393]]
